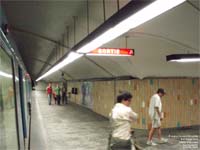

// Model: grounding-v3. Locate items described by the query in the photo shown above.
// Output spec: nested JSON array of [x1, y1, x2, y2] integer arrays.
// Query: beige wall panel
[[76, 9, 88, 45], [89, 0, 104, 33], [74, 82, 82, 105], [119, 0, 131, 9], [67, 82, 82, 104], [105, 0, 118, 19], [67, 78, 199, 129], [92, 81, 115, 117], [68, 25, 74, 49], [68, 82, 75, 103], [158, 78, 200, 128]]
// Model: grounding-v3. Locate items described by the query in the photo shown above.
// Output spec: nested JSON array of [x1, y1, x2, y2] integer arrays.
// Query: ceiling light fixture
[[166, 54, 200, 63], [36, 0, 186, 81]]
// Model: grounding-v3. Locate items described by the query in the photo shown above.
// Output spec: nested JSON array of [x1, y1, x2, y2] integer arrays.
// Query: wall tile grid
[[68, 78, 199, 129]]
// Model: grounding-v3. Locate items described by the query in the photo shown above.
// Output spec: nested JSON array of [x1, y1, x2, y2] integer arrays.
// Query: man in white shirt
[[108, 91, 138, 150], [147, 88, 168, 146]]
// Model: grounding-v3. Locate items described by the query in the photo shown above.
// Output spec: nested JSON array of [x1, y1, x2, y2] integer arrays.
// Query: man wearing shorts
[[147, 88, 168, 146]]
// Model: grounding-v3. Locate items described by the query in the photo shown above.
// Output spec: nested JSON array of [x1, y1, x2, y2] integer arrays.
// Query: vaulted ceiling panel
[[62, 56, 112, 80], [87, 56, 139, 78], [131, 2, 199, 52]]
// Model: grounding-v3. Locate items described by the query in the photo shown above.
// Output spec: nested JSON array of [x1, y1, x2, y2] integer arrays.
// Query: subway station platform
[[30, 91, 109, 150], [30, 90, 199, 150]]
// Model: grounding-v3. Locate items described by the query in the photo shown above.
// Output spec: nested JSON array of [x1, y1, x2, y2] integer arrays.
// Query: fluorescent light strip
[[0, 70, 12, 78], [170, 58, 200, 62], [36, 52, 83, 81], [36, 0, 186, 81]]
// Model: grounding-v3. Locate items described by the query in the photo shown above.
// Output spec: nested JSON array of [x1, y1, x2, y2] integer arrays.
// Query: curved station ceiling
[[2, 0, 199, 82]]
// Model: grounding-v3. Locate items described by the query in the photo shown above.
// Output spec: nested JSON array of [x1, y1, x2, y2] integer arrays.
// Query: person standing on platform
[[108, 91, 138, 150], [62, 86, 67, 104], [147, 88, 168, 146], [55, 84, 61, 105], [46, 83, 52, 105]]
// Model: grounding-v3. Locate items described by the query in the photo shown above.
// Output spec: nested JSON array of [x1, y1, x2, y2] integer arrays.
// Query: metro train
[[0, 27, 32, 150]]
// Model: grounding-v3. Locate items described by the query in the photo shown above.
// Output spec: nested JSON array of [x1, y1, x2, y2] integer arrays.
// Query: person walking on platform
[[46, 83, 52, 105], [108, 91, 138, 150], [55, 84, 61, 105], [147, 88, 168, 146]]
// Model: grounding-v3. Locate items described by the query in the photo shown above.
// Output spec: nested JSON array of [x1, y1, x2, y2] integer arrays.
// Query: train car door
[[12, 61, 25, 149], [0, 46, 18, 150], [18, 67, 27, 139]]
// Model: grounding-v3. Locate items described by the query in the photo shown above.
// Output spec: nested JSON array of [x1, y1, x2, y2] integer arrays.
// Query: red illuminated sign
[[87, 48, 134, 56]]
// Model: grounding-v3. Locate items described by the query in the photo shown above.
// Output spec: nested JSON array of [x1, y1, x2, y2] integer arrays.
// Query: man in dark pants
[[62, 86, 67, 104], [55, 84, 61, 105]]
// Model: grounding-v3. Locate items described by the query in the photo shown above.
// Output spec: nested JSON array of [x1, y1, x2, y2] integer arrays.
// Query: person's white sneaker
[[147, 140, 157, 146], [157, 138, 168, 144]]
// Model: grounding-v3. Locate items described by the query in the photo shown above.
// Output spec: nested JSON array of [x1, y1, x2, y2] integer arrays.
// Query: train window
[[0, 47, 18, 150]]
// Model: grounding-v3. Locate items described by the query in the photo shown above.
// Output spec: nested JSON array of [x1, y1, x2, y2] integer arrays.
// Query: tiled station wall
[[68, 78, 200, 129]]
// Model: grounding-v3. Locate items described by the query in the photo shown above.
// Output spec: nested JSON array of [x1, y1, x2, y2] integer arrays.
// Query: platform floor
[[30, 91, 199, 150]]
